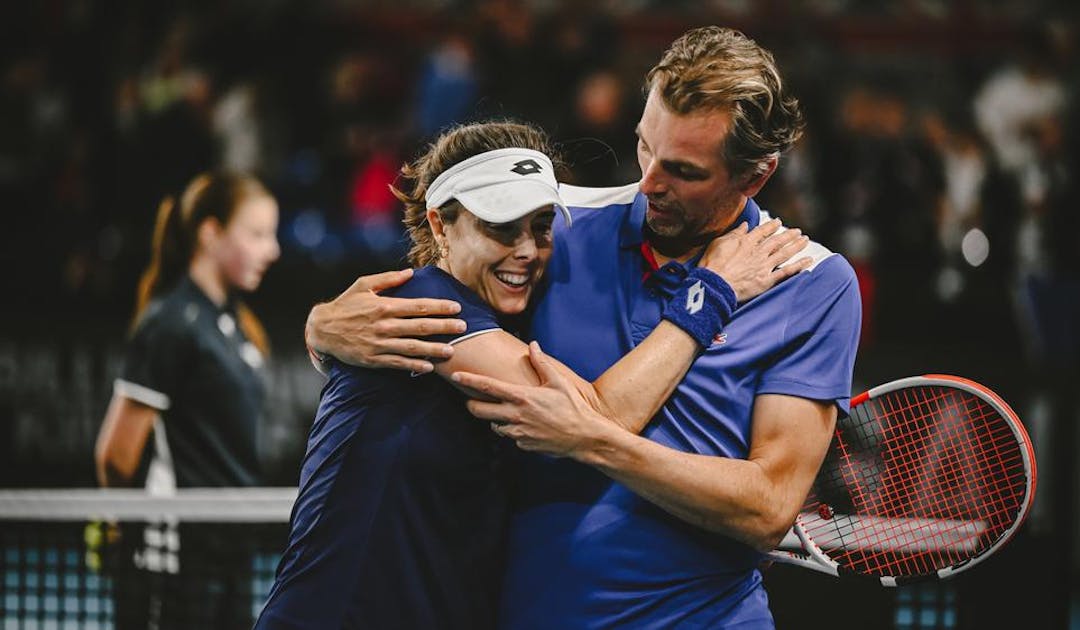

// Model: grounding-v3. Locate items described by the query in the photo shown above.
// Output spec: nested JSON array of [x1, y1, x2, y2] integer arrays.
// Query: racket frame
[[768, 374, 1036, 585]]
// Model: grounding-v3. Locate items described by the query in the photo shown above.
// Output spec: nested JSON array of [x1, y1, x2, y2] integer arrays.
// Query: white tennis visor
[[425, 148, 571, 226]]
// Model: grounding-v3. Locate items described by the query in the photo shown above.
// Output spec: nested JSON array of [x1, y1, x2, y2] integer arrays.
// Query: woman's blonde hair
[[394, 122, 560, 267], [645, 26, 805, 178]]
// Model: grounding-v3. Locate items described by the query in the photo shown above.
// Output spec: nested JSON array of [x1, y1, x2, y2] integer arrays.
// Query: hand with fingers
[[700, 218, 813, 303], [454, 342, 621, 459], [305, 269, 468, 374]]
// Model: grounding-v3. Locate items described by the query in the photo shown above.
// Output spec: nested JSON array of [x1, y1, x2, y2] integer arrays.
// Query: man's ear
[[738, 155, 779, 198]]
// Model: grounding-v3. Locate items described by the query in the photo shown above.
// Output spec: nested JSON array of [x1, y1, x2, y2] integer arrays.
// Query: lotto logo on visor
[[425, 148, 572, 226], [511, 159, 542, 175]]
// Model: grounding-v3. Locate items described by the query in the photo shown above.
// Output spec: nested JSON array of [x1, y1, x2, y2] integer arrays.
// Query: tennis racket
[[768, 374, 1036, 585]]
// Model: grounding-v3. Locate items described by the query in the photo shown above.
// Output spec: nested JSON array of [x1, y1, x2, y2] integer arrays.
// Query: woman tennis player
[[256, 121, 808, 629]]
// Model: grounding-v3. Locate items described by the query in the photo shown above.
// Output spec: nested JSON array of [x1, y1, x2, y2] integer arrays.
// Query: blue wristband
[[661, 267, 737, 347]]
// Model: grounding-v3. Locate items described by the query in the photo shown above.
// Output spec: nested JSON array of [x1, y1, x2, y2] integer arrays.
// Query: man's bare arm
[[462, 352, 835, 552], [304, 269, 467, 374], [576, 395, 835, 551]]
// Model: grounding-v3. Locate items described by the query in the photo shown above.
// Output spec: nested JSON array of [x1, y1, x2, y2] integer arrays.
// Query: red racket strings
[[801, 385, 1028, 578]]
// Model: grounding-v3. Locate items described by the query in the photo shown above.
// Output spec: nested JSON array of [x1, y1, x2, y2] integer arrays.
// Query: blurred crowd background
[[1, 0, 1077, 625]]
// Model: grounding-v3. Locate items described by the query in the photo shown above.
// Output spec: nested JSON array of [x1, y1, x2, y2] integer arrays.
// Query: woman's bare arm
[[95, 394, 156, 487]]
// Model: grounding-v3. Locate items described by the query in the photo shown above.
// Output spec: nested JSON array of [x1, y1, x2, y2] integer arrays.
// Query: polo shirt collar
[[619, 191, 651, 248], [179, 274, 238, 316], [619, 191, 763, 250]]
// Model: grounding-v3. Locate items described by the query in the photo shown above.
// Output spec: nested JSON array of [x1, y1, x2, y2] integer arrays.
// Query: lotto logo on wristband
[[686, 280, 705, 315]]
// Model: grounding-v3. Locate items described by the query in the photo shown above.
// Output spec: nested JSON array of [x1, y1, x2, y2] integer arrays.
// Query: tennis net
[[0, 488, 296, 629]]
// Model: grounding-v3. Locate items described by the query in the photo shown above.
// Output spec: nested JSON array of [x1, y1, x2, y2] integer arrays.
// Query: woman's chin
[[491, 293, 530, 316]]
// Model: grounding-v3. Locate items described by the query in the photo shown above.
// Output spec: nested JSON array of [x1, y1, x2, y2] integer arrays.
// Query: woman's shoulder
[[382, 266, 503, 342], [129, 284, 203, 341], [384, 266, 488, 309]]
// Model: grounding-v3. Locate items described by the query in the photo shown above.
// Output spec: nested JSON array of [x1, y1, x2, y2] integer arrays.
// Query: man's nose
[[639, 159, 667, 196]]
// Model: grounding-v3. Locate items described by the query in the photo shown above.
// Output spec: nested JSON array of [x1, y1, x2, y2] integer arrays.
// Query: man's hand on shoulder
[[700, 218, 811, 303], [454, 342, 624, 459], [305, 269, 466, 374]]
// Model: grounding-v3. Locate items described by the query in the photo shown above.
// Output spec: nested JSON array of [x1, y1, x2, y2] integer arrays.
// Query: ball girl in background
[[95, 171, 281, 629]]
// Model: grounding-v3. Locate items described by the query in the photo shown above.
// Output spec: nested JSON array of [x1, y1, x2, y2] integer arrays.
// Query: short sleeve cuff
[[448, 327, 502, 346], [114, 378, 171, 411], [757, 378, 851, 416]]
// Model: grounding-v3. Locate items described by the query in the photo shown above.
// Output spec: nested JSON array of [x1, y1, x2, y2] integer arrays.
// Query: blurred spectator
[[540, 3, 619, 94], [1012, 110, 1078, 535], [558, 70, 638, 186], [319, 52, 409, 265], [346, 140, 406, 264], [819, 84, 944, 343], [920, 112, 990, 303], [759, 129, 825, 237], [974, 25, 1067, 177], [213, 81, 264, 174], [137, 20, 216, 183], [0, 53, 69, 192], [1, 52, 72, 307], [92, 21, 218, 326], [415, 30, 479, 137], [321, 52, 402, 214], [324, 52, 380, 195], [971, 23, 1079, 628], [475, 0, 542, 121]]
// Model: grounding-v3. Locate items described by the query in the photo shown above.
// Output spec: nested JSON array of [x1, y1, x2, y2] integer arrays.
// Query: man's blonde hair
[[645, 26, 805, 177]]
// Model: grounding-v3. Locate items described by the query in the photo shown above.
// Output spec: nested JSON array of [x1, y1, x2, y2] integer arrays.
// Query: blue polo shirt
[[258, 266, 511, 630], [500, 185, 861, 628]]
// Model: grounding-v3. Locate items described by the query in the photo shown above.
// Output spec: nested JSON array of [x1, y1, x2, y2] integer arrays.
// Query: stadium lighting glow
[[293, 209, 326, 249], [961, 228, 989, 267]]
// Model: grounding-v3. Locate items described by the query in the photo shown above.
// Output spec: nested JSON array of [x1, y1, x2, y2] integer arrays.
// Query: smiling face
[[635, 88, 750, 251], [430, 205, 555, 315], [213, 194, 281, 292]]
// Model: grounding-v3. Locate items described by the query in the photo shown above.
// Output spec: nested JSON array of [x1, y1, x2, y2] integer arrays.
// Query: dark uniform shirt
[[256, 266, 512, 630], [117, 275, 267, 487]]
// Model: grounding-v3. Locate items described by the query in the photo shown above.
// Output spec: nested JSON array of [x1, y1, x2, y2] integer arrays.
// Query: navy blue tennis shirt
[[257, 267, 512, 630], [499, 185, 861, 628]]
